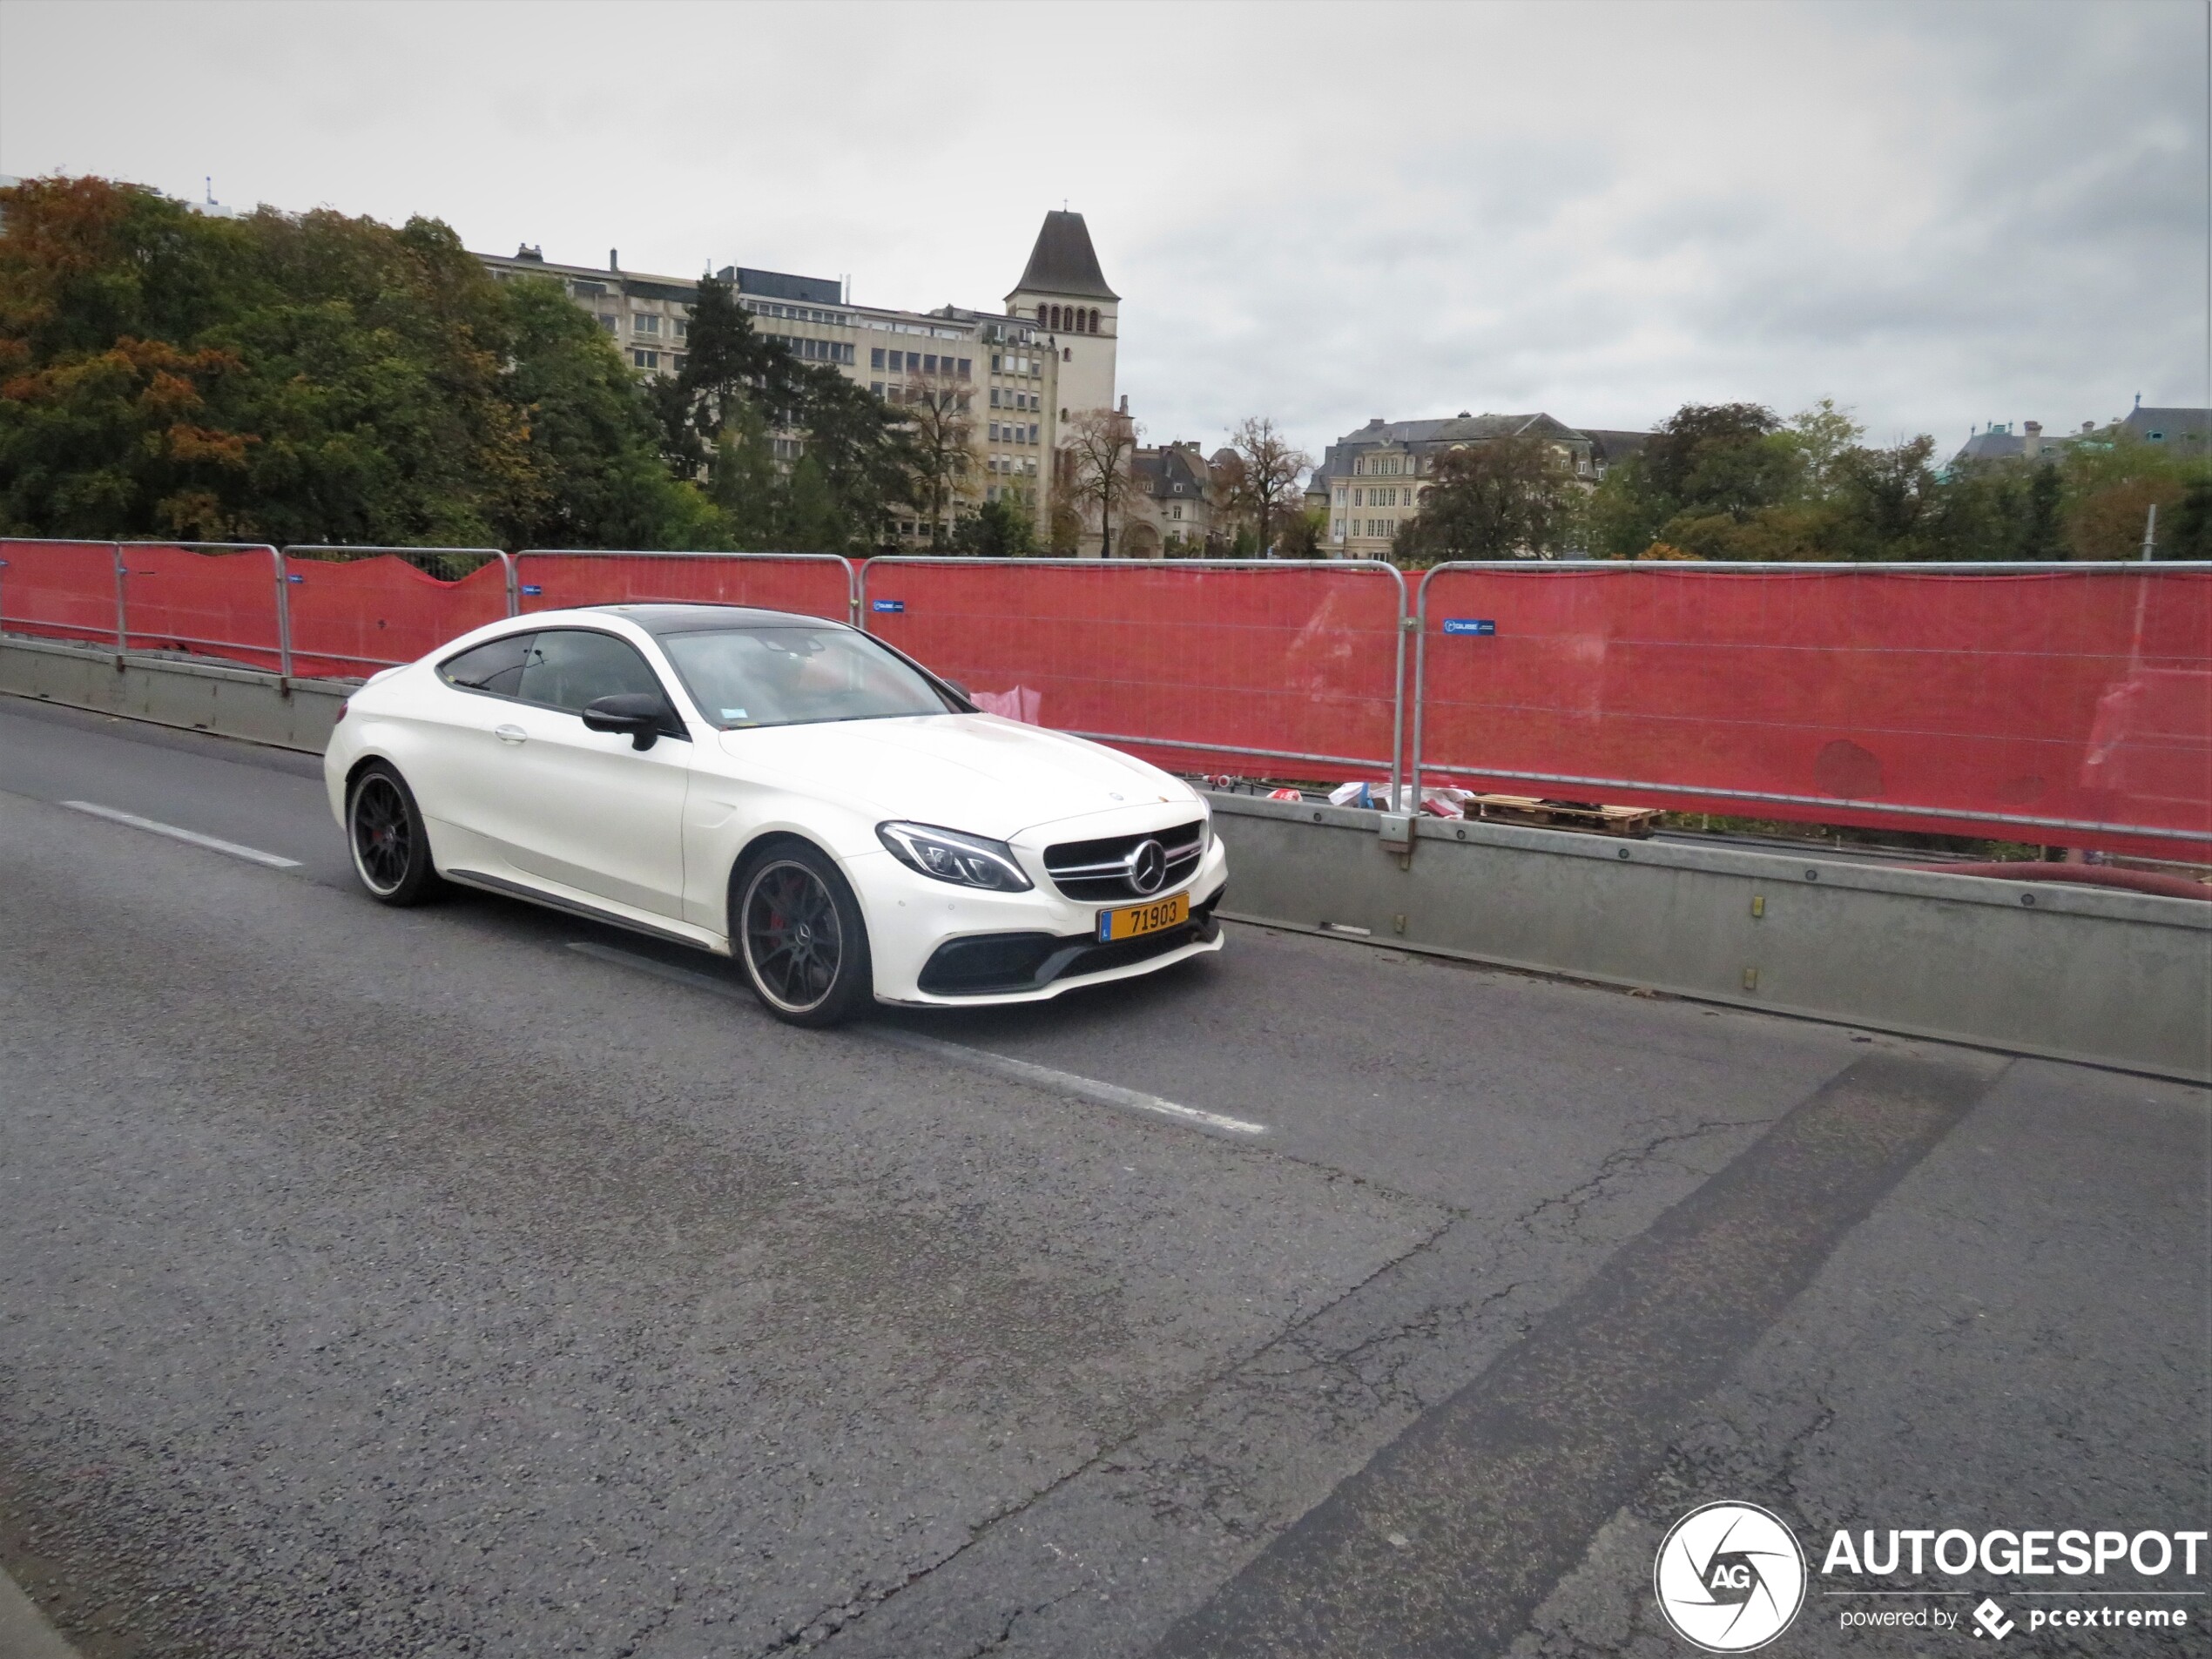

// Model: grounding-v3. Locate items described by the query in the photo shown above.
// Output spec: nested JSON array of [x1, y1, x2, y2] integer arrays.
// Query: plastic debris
[[1268, 787, 1304, 802], [971, 685, 1042, 723]]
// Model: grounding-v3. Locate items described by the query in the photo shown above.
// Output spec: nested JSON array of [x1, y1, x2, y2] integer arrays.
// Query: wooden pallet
[[1466, 794, 1658, 838]]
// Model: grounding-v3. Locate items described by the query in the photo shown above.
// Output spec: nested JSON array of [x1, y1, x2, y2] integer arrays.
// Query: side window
[[438, 632, 533, 697], [516, 630, 667, 715]]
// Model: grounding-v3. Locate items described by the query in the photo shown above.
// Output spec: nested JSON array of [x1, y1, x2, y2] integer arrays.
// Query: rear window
[[437, 633, 532, 697], [658, 626, 958, 729]]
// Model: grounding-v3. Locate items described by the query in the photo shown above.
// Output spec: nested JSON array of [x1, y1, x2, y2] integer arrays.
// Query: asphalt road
[[0, 693, 2203, 1659]]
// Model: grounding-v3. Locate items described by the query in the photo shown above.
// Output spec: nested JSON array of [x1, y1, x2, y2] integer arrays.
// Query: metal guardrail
[[6, 538, 2209, 855], [515, 549, 860, 624], [858, 556, 1410, 806]]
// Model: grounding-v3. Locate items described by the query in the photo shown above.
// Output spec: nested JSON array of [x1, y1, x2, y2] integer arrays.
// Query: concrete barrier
[[6, 631, 2203, 1082], [0, 634, 348, 752], [1210, 793, 2209, 1084]]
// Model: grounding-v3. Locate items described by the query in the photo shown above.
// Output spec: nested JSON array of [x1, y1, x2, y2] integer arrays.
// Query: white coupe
[[323, 604, 1228, 1024]]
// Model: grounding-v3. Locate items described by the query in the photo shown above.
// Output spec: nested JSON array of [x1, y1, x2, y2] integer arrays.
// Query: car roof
[[580, 603, 850, 636]]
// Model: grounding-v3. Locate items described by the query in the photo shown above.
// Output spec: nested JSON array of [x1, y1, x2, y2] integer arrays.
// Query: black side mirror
[[583, 691, 671, 751]]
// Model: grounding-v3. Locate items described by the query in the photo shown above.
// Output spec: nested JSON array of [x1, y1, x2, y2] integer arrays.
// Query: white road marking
[[860, 1026, 1269, 1136], [61, 801, 301, 868], [565, 940, 1269, 1137]]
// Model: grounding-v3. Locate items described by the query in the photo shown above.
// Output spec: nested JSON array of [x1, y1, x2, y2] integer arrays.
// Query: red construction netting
[[1415, 564, 2212, 858], [115, 543, 285, 671], [0, 539, 118, 646], [859, 559, 1407, 781], [283, 552, 512, 680], [514, 552, 853, 624]]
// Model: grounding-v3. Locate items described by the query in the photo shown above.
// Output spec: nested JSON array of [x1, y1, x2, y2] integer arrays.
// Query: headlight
[[876, 821, 1034, 892]]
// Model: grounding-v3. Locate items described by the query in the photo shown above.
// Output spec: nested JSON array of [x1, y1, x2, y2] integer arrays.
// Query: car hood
[[714, 713, 1197, 840]]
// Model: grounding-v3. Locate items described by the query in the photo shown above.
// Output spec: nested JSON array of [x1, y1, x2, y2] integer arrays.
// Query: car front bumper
[[851, 833, 1230, 1008]]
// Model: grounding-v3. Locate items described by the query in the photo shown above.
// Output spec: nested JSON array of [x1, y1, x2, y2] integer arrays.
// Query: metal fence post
[[1386, 562, 1407, 812], [111, 541, 126, 664], [849, 556, 862, 627], [1408, 564, 1439, 807], [498, 550, 518, 618], [271, 544, 293, 685]]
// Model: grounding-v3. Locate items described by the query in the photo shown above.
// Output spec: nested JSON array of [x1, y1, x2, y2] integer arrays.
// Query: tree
[[1780, 398, 1865, 497], [1223, 415, 1312, 556], [952, 496, 1035, 556], [0, 175, 718, 550], [1063, 405, 1140, 556], [898, 366, 978, 548], [1392, 435, 1578, 563]]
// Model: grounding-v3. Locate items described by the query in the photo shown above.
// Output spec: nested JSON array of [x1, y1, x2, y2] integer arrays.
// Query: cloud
[[2, 0, 2201, 458]]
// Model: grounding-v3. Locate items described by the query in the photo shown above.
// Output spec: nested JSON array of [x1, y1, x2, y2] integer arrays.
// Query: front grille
[[1043, 820, 1205, 901]]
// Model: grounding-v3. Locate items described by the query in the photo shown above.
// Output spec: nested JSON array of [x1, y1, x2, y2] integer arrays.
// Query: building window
[[871, 347, 886, 369], [673, 320, 689, 340], [671, 353, 687, 373], [958, 358, 971, 378], [598, 314, 617, 333], [632, 349, 658, 368], [1332, 518, 1345, 539], [871, 381, 885, 395], [634, 314, 659, 335], [905, 351, 921, 373]]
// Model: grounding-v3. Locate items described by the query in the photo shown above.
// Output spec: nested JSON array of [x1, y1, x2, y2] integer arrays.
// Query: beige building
[[1309, 413, 1642, 557], [1119, 442, 1217, 558], [479, 212, 1122, 538]]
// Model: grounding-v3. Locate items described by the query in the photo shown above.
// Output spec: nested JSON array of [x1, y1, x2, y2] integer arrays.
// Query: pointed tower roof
[[1008, 210, 1118, 302]]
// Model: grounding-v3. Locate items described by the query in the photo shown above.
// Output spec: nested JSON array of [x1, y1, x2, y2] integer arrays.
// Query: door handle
[[495, 724, 527, 745]]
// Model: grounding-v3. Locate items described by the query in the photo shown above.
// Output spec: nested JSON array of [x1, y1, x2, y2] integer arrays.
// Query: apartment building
[[1120, 442, 1217, 557], [477, 212, 1121, 529], [1309, 413, 1633, 556]]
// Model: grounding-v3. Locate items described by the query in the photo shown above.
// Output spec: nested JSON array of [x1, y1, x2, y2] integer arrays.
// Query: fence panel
[[280, 548, 511, 681], [1413, 563, 2212, 857], [860, 558, 1407, 787], [117, 543, 285, 671], [0, 539, 118, 647], [514, 550, 854, 624]]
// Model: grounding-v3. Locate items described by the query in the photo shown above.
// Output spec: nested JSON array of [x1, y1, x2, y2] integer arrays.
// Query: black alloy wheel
[[738, 847, 872, 1027], [347, 764, 443, 907]]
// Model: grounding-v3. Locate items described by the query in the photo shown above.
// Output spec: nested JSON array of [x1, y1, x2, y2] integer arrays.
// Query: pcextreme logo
[[1654, 1501, 1810, 1652]]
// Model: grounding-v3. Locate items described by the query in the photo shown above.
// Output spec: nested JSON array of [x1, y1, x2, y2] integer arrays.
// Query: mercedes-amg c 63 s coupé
[[324, 604, 1227, 1025]]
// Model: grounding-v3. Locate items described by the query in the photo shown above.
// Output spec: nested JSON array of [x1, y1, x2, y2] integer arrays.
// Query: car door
[[475, 627, 692, 921], [409, 630, 536, 867]]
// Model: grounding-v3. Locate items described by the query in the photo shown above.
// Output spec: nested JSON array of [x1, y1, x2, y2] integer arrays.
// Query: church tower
[[1006, 211, 1119, 442]]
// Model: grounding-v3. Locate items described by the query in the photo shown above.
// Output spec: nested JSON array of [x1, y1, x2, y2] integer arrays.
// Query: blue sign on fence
[[286, 572, 306, 583], [520, 583, 543, 597], [872, 598, 905, 613], [1443, 618, 1496, 636]]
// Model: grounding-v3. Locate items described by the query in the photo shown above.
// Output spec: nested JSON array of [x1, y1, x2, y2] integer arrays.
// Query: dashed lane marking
[[60, 800, 302, 868], [564, 939, 1269, 1137]]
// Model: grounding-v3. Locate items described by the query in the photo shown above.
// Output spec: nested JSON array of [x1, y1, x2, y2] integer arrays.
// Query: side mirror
[[583, 691, 671, 751]]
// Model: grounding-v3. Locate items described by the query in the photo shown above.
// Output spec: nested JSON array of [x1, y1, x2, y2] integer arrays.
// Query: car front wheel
[[736, 844, 873, 1028], [347, 762, 444, 907]]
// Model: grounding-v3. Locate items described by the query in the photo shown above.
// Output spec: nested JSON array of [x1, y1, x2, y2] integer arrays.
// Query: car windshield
[[658, 625, 958, 730]]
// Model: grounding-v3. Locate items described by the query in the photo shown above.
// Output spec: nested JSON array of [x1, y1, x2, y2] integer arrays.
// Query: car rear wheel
[[736, 845, 873, 1027], [347, 763, 444, 907]]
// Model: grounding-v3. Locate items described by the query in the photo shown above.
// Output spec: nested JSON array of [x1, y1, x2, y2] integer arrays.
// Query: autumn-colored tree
[[0, 174, 712, 550]]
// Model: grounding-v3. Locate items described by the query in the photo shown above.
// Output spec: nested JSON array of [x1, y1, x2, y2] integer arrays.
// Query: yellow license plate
[[1098, 891, 1190, 942]]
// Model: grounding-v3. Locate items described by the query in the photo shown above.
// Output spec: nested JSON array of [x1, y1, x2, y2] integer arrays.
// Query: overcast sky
[[3, 0, 2205, 462]]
